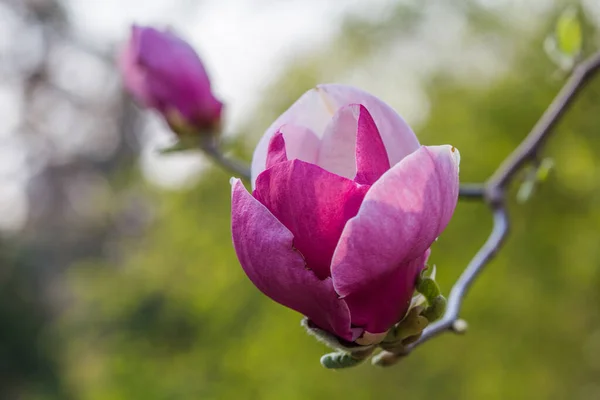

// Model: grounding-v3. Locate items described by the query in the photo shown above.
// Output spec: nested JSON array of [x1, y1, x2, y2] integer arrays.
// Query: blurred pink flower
[[231, 84, 460, 343], [119, 25, 223, 133]]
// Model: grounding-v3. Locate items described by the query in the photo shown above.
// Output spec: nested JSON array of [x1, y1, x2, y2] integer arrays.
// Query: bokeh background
[[1, 0, 600, 399]]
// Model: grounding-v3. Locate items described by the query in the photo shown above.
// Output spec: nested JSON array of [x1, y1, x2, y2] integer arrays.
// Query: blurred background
[[1, 0, 600, 399]]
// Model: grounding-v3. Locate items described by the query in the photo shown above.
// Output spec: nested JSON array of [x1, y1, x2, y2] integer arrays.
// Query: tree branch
[[402, 49, 600, 354], [487, 50, 600, 197], [458, 183, 485, 199], [408, 207, 509, 349], [200, 142, 251, 181]]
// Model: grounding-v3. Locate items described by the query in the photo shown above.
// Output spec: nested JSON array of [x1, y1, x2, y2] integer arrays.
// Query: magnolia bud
[[119, 25, 223, 137]]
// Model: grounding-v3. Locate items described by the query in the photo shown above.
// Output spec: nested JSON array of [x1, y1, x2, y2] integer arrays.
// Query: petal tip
[[230, 178, 245, 197], [450, 145, 461, 170]]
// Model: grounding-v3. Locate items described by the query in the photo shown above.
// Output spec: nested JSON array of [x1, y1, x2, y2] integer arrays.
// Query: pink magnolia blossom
[[119, 25, 223, 132], [231, 84, 460, 343]]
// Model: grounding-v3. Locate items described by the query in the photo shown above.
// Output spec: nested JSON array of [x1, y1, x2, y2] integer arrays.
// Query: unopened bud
[[119, 25, 223, 138]]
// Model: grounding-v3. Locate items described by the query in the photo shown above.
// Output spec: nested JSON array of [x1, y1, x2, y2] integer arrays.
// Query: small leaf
[[544, 35, 575, 71], [157, 136, 198, 154], [320, 348, 374, 369], [371, 350, 404, 367], [536, 158, 555, 182], [517, 158, 555, 203], [416, 271, 441, 301], [320, 352, 362, 369], [556, 6, 582, 56], [158, 142, 189, 154], [422, 295, 447, 322], [384, 306, 429, 346], [516, 178, 536, 204]]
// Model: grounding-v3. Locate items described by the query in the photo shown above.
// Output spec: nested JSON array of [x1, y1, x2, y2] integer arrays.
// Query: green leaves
[[545, 6, 583, 71], [415, 268, 447, 326], [517, 158, 555, 204], [157, 138, 198, 154], [556, 7, 582, 56], [320, 348, 375, 369]]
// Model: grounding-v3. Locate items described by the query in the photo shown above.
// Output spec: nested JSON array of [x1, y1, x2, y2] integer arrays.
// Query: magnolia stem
[[408, 208, 509, 349], [402, 49, 600, 354], [200, 142, 251, 180], [487, 50, 600, 193], [458, 183, 485, 199]]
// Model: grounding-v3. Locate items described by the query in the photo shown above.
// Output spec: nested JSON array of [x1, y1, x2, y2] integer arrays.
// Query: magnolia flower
[[119, 25, 223, 133], [231, 84, 460, 344]]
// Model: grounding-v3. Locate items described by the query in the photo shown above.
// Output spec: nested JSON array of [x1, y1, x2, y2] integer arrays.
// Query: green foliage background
[[8, 1, 600, 399]]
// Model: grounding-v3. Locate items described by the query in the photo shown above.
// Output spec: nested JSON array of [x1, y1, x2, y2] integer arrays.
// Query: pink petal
[[254, 160, 369, 281], [279, 124, 321, 165], [251, 88, 335, 185], [231, 179, 354, 340], [354, 104, 391, 184], [331, 145, 460, 298], [252, 123, 321, 188], [265, 131, 288, 169], [118, 26, 153, 107], [316, 84, 420, 167], [315, 104, 358, 180], [317, 104, 390, 184], [251, 84, 419, 184], [134, 26, 222, 122], [343, 250, 430, 334]]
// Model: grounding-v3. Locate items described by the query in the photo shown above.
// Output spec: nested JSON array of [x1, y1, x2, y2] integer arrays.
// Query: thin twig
[[487, 50, 600, 197], [407, 207, 509, 350], [458, 184, 486, 199], [200, 142, 251, 180], [403, 49, 600, 353]]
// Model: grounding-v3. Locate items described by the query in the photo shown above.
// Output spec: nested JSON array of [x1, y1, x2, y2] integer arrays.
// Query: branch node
[[451, 319, 468, 334]]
